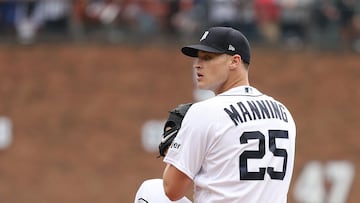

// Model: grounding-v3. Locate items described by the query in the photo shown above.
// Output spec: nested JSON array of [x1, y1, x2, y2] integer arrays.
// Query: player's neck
[[215, 79, 249, 95]]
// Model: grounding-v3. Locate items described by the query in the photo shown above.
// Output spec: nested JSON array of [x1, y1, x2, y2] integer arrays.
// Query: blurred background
[[0, 0, 359, 202]]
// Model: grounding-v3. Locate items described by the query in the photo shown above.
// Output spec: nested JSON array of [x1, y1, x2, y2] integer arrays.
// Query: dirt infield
[[0, 44, 359, 203]]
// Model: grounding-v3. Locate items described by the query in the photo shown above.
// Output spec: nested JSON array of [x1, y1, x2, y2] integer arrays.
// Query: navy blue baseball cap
[[181, 27, 251, 64]]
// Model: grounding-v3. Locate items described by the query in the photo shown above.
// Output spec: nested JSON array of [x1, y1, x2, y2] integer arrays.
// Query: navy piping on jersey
[[137, 198, 149, 203]]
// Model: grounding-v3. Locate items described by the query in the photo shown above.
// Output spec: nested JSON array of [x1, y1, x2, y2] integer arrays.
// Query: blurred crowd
[[0, 0, 359, 51]]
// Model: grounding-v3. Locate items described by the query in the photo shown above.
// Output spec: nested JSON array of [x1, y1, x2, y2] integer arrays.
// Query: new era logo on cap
[[181, 27, 251, 64], [228, 44, 235, 51]]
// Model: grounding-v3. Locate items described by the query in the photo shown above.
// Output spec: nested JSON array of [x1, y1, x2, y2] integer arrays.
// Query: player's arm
[[163, 163, 193, 201]]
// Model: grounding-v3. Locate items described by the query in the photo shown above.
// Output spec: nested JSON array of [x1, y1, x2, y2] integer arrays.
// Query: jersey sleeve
[[163, 104, 210, 180]]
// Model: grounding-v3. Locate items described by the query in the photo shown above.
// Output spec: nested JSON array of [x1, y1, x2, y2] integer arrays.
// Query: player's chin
[[197, 83, 211, 91], [196, 79, 212, 90], [196, 81, 205, 89]]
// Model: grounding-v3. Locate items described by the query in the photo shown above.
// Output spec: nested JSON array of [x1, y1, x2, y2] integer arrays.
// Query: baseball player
[[162, 27, 296, 202], [134, 104, 193, 203]]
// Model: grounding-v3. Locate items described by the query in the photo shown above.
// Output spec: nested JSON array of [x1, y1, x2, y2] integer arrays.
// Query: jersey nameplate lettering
[[224, 99, 288, 126]]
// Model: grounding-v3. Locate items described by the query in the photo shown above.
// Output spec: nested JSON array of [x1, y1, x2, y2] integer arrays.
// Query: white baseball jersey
[[134, 179, 192, 203], [164, 86, 296, 203]]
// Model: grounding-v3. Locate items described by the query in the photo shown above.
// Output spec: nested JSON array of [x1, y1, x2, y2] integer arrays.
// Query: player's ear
[[229, 54, 241, 70]]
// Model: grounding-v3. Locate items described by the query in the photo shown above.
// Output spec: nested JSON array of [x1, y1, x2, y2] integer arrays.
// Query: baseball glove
[[158, 103, 193, 157]]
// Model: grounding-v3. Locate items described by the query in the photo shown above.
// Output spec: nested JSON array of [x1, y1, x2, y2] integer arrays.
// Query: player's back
[[189, 86, 296, 203]]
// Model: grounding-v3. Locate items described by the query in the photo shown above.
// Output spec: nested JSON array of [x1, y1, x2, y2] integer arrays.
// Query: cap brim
[[181, 44, 223, 57]]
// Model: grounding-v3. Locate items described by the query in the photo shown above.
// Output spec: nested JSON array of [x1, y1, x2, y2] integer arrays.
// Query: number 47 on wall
[[293, 161, 355, 203]]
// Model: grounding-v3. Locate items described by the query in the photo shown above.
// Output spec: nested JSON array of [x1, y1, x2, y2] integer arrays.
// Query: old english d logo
[[200, 31, 209, 41]]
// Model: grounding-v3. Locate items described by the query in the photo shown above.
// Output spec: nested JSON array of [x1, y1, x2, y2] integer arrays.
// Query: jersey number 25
[[239, 130, 288, 180]]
